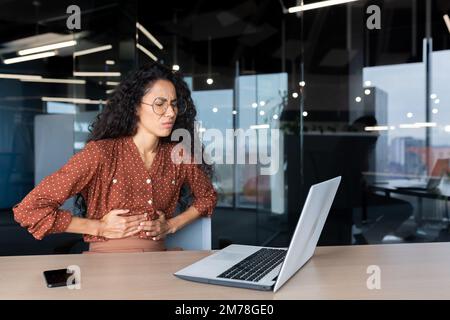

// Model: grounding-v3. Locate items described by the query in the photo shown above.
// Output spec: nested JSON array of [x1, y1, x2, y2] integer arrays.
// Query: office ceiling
[[0, 0, 449, 77]]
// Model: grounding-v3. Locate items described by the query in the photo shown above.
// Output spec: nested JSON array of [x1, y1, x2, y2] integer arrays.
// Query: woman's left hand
[[139, 210, 173, 240]]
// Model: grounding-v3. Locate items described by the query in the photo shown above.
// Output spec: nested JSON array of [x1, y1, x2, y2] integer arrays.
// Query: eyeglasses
[[141, 97, 186, 115]]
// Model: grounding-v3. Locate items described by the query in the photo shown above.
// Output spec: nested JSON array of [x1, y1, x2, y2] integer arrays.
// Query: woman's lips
[[161, 122, 174, 129]]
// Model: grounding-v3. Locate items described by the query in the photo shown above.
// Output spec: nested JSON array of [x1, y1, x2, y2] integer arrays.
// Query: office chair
[[165, 216, 211, 250]]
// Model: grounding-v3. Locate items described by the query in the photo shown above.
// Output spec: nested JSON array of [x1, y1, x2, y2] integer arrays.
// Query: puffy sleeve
[[183, 162, 218, 217], [12, 141, 102, 240]]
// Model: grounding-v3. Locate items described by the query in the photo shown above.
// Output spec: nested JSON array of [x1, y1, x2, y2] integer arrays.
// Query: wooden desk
[[1, 242, 450, 299]]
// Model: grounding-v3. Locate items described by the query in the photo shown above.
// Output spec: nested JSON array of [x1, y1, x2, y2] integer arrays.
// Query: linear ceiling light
[[21, 78, 86, 84], [106, 81, 119, 86], [73, 44, 112, 57], [398, 123, 437, 129], [0, 73, 43, 80], [136, 22, 163, 49], [18, 40, 77, 56], [415, 122, 437, 128], [136, 43, 157, 61], [42, 97, 105, 104], [288, 0, 360, 13], [444, 14, 450, 34], [73, 71, 121, 77], [250, 124, 270, 130], [364, 126, 389, 131], [3, 51, 56, 64]]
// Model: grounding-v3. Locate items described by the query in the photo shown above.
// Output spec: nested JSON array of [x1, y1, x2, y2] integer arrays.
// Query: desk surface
[[1, 242, 450, 300]]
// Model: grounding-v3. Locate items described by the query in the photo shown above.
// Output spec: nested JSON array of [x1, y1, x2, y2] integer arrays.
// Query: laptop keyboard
[[217, 248, 287, 282]]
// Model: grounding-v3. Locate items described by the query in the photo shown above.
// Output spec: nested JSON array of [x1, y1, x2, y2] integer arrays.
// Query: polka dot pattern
[[12, 136, 218, 242]]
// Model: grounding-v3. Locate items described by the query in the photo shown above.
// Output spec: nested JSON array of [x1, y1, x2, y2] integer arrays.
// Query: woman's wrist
[[66, 216, 104, 237], [89, 218, 104, 237], [167, 218, 178, 234]]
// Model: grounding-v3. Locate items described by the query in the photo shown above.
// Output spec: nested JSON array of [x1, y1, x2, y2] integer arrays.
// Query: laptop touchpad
[[212, 251, 245, 262]]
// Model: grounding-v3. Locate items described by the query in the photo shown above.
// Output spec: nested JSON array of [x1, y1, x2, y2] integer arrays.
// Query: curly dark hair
[[75, 62, 213, 215]]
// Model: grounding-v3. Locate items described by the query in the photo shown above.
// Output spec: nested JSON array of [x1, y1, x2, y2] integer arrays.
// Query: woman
[[13, 63, 217, 253]]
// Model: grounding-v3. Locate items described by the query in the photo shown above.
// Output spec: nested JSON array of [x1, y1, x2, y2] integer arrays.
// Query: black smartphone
[[43, 268, 76, 288]]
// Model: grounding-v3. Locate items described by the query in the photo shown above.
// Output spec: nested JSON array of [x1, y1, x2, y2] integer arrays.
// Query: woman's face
[[137, 79, 177, 138]]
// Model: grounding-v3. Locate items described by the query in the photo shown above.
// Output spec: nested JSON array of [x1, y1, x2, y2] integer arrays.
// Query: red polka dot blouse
[[12, 136, 217, 242]]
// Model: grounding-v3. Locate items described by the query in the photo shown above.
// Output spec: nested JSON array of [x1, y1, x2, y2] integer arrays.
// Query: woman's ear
[[135, 103, 141, 116]]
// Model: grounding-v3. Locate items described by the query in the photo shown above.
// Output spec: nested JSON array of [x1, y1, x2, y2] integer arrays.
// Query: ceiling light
[[42, 97, 105, 104], [250, 124, 270, 130], [73, 44, 112, 57], [206, 78, 214, 85], [18, 40, 76, 56], [355, 96, 362, 102], [399, 123, 420, 129], [73, 71, 121, 77], [0, 73, 42, 80], [444, 14, 450, 34], [20, 78, 86, 84], [288, 0, 360, 13], [3, 51, 56, 64], [364, 89, 371, 95], [364, 126, 389, 131], [136, 22, 164, 50], [415, 122, 437, 128], [292, 92, 299, 98], [105, 60, 115, 65], [399, 122, 437, 129], [136, 43, 157, 61]]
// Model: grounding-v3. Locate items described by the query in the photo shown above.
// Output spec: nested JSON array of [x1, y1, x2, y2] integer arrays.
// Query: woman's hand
[[139, 210, 174, 240], [98, 209, 147, 239]]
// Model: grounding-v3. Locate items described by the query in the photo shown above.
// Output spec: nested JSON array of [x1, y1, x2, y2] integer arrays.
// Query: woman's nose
[[165, 104, 176, 117]]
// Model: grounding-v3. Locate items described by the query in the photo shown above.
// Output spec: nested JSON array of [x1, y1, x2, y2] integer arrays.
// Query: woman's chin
[[158, 129, 173, 137]]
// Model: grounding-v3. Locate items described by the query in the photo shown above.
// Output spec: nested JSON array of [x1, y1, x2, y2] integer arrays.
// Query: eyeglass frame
[[141, 97, 186, 115]]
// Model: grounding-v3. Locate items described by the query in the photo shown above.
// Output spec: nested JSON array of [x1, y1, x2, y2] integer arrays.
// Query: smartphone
[[43, 268, 76, 288]]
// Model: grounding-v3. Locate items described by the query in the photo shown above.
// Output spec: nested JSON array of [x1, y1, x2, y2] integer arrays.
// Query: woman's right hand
[[98, 209, 147, 239]]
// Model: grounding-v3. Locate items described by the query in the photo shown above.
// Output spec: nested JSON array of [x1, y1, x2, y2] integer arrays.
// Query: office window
[[1, 0, 450, 256]]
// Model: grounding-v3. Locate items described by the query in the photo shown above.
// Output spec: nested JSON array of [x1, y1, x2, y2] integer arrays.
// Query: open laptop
[[392, 159, 448, 191], [174, 176, 341, 292]]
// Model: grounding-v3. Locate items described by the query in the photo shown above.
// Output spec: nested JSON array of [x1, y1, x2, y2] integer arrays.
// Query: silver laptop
[[393, 159, 448, 191], [174, 176, 341, 292], [393, 176, 441, 191]]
